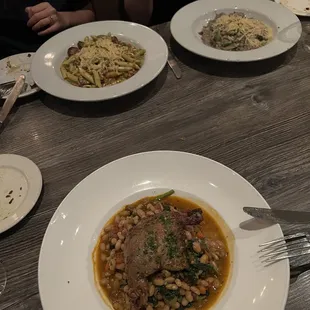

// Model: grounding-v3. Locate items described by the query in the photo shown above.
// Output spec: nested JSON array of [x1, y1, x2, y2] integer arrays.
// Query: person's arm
[[25, 2, 95, 36], [59, 8, 94, 28], [124, 0, 153, 25]]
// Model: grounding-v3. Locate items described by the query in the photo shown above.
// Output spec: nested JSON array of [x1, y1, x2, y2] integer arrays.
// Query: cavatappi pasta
[[60, 34, 145, 88]]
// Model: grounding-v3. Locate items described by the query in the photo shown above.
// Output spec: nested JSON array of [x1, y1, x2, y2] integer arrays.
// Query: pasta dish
[[200, 12, 273, 51], [60, 34, 145, 88]]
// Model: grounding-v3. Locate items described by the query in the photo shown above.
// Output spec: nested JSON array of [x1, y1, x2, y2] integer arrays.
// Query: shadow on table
[[42, 66, 168, 118], [170, 37, 297, 78], [0, 186, 44, 240]]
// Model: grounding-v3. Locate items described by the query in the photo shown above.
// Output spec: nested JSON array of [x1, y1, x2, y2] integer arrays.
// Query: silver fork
[[0, 80, 27, 98], [259, 232, 310, 264]]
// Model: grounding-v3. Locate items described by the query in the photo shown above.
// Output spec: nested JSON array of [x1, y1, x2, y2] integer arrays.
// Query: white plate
[[0, 53, 40, 99], [32, 21, 168, 102], [275, 0, 310, 17], [0, 154, 42, 233], [171, 0, 301, 62], [39, 151, 289, 310]]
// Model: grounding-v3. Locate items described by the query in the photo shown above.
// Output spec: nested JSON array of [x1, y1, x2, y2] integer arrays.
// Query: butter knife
[[243, 206, 310, 224], [168, 48, 182, 79], [0, 75, 25, 127]]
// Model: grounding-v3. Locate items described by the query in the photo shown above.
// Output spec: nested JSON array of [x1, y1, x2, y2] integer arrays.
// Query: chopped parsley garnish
[[146, 231, 157, 251], [159, 213, 172, 226], [165, 232, 178, 258]]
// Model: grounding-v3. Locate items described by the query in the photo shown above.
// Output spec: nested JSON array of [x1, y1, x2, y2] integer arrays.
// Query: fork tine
[[259, 232, 307, 247], [260, 243, 310, 259], [0, 80, 14, 88], [258, 237, 308, 253], [262, 248, 310, 264]]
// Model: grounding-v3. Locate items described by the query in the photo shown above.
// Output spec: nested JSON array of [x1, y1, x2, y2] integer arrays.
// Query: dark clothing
[[151, 0, 192, 25], [119, 0, 194, 25], [0, 0, 193, 58], [0, 0, 88, 58]]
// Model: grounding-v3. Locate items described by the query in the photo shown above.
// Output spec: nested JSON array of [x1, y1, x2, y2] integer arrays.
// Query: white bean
[[185, 231, 192, 240], [181, 282, 190, 291], [109, 259, 116, 271], [104, 225, 112, 232], [117, 232, 125, 240], [115, 240, 122, 251], [137, 209, 146, 218], [185, 291, 193, 302], [116, 263, 125, 270], [175, 279, 182, 287], [193, 241, 201, 253], [181, 298, 188, 306], [149, 284, 155, 296], [100, 254, 107, 262], [153, 278, 164, 286], [165, 277, 175, 283], [166, 284, 178, 290], [115, 273, 123, 280], [101, 234, 109, 242], [190, 286, 200, 295], [200, 254, 209, 264]]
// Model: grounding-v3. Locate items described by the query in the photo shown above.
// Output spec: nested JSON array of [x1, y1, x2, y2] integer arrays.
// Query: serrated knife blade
[[243, 206, 310, 224]]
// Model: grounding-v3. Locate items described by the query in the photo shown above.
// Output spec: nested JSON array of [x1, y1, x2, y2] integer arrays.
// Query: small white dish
[[0, 154, 42, 233], [275, 0, 310, 17], [32, 21, 168, 102], [39, 151, 289, 310], [0, 53, 40, 99], [171, 0, 301, 62]]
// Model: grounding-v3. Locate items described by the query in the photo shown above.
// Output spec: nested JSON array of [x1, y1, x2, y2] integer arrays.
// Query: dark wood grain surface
[[1, 21, 310, 310]]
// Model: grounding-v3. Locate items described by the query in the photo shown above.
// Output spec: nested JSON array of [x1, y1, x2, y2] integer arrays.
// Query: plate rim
[[38, 150, 290, 310], [0, 52, 40, 99], [31, 21, 168, 102], [0, 154, 42, 234], [170, 0, 301, 62], [276, 0, 310, 17]]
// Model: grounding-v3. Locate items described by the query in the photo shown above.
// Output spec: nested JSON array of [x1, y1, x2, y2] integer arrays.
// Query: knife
[[243, 206, 310, 224], [0, 75, 25, 127]]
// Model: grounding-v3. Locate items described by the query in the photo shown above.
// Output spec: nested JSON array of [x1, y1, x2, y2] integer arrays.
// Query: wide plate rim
[[170, 0, 301, 62], [31, 21, 168, 102], [38, 150, 290, 310]]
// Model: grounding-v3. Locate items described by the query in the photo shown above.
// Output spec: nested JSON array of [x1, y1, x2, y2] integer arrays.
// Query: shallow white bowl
[[32, 21, 168, 101], [39, 151, 289, 310], [171, 0, 301, 62]]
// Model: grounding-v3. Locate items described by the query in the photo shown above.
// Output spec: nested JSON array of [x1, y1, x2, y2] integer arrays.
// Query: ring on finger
[[49, 14, 56, 24]]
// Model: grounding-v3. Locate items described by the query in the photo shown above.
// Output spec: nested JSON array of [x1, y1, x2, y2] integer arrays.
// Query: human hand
[[25, 2, 70, 36]]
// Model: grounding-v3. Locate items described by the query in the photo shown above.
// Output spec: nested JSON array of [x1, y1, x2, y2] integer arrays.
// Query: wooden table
[[1, 21, 310, 310]]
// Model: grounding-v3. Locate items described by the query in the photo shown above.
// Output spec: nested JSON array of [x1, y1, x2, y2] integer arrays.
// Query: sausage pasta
[[60, 34, 146, 88]]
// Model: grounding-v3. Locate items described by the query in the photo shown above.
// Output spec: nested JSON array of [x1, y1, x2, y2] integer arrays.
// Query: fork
[[0, 80, 27, 98], [258, 232, 310, 264]]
